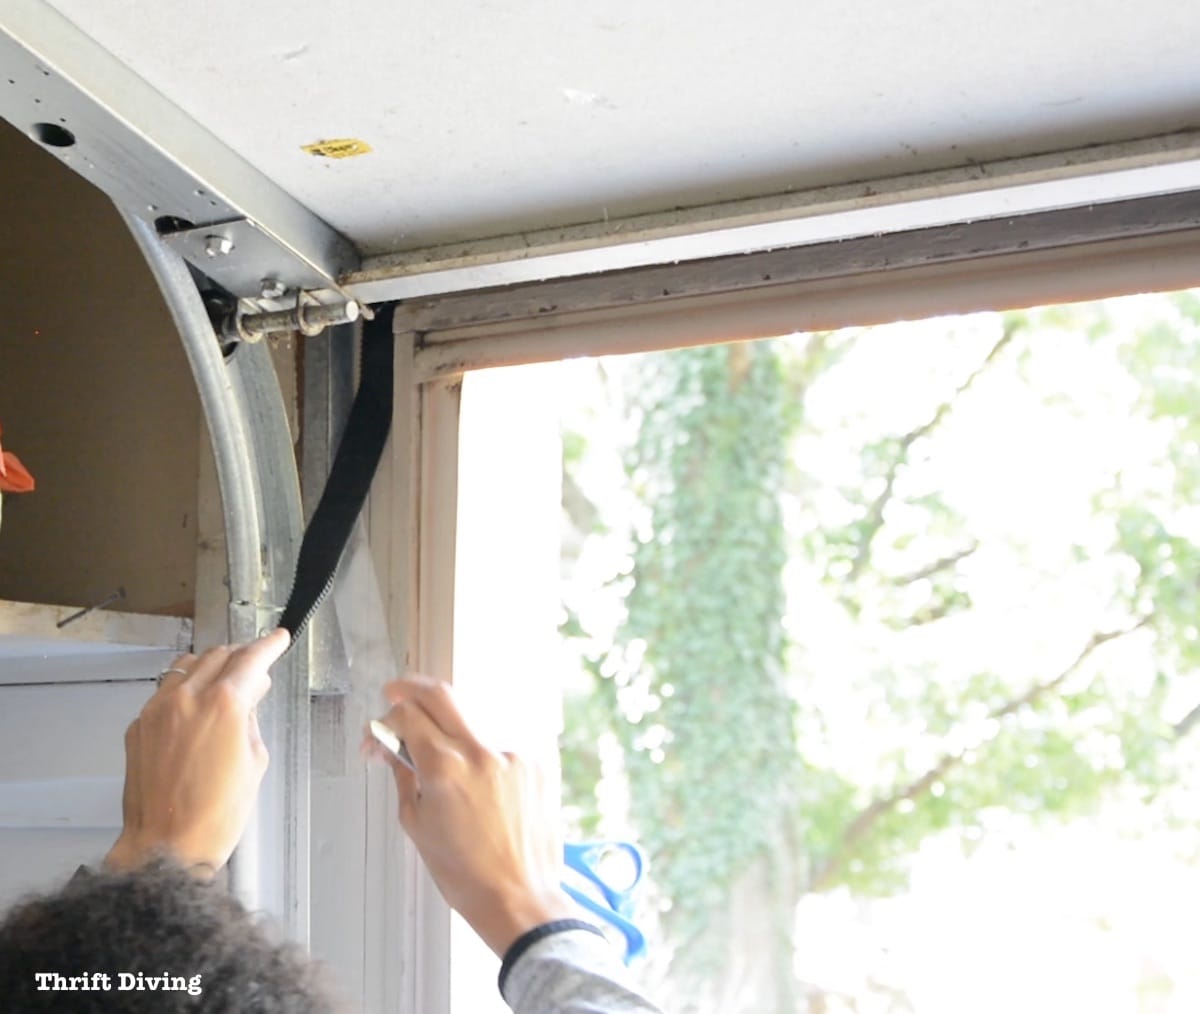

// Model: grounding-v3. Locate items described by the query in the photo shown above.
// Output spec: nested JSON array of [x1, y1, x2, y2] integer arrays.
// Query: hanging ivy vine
[[601, 342, 803, 982]]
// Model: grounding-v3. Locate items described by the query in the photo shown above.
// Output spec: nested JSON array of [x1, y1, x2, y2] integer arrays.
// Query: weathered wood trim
[[412, 228, 1200, 381], [399, 192, 1200, 336]]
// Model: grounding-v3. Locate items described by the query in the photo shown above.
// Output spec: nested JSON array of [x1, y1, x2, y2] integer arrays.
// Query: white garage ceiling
[[38, 0, 1200, 256]]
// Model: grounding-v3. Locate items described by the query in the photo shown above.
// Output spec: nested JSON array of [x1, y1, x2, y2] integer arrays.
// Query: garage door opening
[[451, 288, 1200, 1014]]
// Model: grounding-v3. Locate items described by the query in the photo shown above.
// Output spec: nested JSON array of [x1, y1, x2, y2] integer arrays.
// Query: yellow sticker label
[[301, 138, 373, 159]]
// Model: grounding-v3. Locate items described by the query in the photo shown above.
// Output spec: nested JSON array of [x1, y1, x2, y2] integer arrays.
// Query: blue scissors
[[561, 840, 648, 963]]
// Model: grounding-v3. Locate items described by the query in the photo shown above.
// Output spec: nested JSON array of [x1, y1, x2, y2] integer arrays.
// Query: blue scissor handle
[[561, 882, 647, 963], [563, 841, 644, 910], [561, 841, 647, 963]]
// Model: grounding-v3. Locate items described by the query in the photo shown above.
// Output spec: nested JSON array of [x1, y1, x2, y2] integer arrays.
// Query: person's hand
[[104, 629, 289, 876], [365, 676, 577, 956]]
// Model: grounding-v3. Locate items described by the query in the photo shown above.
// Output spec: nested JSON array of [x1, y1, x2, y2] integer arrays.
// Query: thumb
[[220, 629, 289, 708], [251, 627, 292, 665]]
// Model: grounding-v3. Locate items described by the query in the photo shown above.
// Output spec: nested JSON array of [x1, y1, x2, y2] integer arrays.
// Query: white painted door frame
[[358, 332, 460, 1013]]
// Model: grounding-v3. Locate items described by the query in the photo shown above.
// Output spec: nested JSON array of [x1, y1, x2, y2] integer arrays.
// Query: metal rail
[[122, 210, 311, 946]]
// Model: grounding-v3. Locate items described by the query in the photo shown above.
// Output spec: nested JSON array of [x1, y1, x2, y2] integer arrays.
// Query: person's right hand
[[365, 676, 577, 956], [105, 630, 288, 876]]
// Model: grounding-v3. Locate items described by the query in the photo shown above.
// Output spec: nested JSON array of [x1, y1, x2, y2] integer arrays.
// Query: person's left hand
[[104, 629, 289, 876], [365, 676, 578, 956]]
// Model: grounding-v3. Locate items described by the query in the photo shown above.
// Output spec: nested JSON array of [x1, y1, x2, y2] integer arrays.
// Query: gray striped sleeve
[[500, 929, 665, 1014]]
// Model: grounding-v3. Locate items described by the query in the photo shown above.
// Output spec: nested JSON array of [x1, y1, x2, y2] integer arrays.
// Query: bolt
[[204, 234, 234, 258], [260, 277, 287, 299], [237, 298, 362, 340]]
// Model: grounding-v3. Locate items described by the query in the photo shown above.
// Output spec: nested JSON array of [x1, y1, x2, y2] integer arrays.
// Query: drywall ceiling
[[37, 0, 1200, 254]]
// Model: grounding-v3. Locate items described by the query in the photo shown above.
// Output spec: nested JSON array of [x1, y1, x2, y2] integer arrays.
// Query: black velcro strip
[[277, 307, 394, 637]]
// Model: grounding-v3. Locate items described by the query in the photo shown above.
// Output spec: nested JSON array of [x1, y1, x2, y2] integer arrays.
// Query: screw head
[[260, 277, 287, 299], [204, 234, 234, 257]]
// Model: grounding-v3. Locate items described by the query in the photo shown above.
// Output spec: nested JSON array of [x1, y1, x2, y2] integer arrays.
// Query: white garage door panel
[[0, 681, 153, 779], [0, 828, 118, 910], [0, 648, 182, 686], [0, 777, 122, 828], [0, 679, 155, 906]]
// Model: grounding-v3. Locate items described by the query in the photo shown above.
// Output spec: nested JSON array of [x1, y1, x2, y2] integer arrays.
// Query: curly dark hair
[[0, 859, 337, 1012]]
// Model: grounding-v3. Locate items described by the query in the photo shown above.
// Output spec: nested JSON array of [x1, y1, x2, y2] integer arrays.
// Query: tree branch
[[889, 541, 980, 587], [906, 598, 959, 627], [807, 617, 1149, 891], [1173, 699, 1200, 741], [847, 323, 1019, 580]]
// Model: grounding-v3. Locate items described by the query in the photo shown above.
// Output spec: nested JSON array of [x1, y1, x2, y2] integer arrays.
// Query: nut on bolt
[[204, 234, 234, 258], [234, 297, 361, 341], [260, 277, 287, 299]]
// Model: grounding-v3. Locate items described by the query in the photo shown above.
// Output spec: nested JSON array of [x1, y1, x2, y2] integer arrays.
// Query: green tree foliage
[[560, 291, 1200, 1011]]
